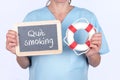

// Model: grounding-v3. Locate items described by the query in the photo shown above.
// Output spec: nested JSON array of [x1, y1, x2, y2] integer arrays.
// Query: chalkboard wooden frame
[[14, 20, 62, 56]]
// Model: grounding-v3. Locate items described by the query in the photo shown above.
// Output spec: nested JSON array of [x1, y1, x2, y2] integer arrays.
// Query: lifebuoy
[[64, 18, 96, 55]]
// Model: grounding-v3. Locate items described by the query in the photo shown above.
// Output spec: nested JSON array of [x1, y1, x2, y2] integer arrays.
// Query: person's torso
[[24, 6, 96, 80]]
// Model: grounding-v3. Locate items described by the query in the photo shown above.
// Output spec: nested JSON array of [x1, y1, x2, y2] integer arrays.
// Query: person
[[6, 0, 109, 80]]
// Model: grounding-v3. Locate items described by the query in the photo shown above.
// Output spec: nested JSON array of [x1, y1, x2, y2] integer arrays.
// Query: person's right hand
[[6, 30, 18, 54]]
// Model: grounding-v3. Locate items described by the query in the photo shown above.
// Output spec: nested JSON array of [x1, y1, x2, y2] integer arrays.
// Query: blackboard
[[14, 20, 62, 56]]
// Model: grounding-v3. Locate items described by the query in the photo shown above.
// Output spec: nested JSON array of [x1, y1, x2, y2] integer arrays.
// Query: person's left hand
[[86, 33, 102, 56]]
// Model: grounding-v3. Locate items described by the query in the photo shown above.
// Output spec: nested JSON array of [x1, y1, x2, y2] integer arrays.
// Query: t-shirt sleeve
[[92, 14, 110, 55], [23, 11, 37, 22]]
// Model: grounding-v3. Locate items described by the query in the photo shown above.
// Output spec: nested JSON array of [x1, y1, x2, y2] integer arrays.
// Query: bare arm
[[16, 56, 30, 69], [85, 33, 102, 67], [6, 30, 30, 69], [86, 52, 101, 67]]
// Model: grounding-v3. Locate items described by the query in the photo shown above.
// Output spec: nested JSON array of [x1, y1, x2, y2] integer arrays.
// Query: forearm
[[6, 30, 31, 69], [16, 56, 30, 69], [86, 52, 101, 67]]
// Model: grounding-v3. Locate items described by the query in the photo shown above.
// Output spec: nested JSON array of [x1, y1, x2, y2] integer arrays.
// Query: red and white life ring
[[64, 18, 96, 55]]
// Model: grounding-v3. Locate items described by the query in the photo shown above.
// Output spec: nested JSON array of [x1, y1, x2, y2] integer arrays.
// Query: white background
[[0, 0, 119, 80]]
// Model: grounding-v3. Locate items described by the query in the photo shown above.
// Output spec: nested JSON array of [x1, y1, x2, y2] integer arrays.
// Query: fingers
[[6, 37, 17, 44], [6, 30, 17, 46], [90, 42, 99, 49], [6, 30, 17, 38], [6, 30, 18, 54], [90, 33, 102, 49], [91, 33, 102, 41], [6, 43, 16, 53]]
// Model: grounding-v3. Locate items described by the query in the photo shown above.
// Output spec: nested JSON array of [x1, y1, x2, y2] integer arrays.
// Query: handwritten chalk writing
[[24, 29, 54, 48], [28, 29, 46, 37], [24, 38, 54, 48], [24, 28, 54, 48]]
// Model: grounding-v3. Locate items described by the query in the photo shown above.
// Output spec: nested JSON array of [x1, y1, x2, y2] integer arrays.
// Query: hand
[[86, 33, 102, 57], [6, 30, 18, 54]]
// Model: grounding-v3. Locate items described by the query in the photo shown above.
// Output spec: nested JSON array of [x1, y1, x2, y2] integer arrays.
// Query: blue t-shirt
[[23, 6, 109, 80]]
